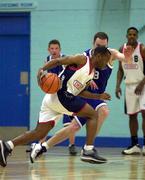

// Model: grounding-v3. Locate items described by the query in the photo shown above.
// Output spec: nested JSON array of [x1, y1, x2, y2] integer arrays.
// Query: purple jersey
[[77, 48, 113, 126], [46, 54, 65, 75], [84, 49, 113, 93]]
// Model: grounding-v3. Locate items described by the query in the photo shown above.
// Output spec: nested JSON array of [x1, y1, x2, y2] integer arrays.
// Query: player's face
[[126, 29, 138, 46], [48, 44, 61, 59], [93, 38, 108, 48], [92, 53, 110, 69]]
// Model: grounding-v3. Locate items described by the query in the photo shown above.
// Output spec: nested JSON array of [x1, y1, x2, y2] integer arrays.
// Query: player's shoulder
[[83, 48, 92, 57], [140, 42, 145, 49]]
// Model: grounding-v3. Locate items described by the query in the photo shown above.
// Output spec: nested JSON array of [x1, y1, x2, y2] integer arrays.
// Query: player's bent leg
[[76, 103, 107, 164], [47, 119, 80, 148], [29, 122, 54, 163], [30, 119, 81, 163], [67, 119, 80, 155], [63, 115, 78, 155], [12, 122, 53, 146], [0, 122, 53, 167], [96, 105, 109, 135]]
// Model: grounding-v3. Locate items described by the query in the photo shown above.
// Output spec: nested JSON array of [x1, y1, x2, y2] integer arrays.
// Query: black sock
[[131, 136, 138, 146], [143, 136, 145, 145]]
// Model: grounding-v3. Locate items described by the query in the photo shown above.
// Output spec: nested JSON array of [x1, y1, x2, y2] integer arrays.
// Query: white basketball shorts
[[125, 83, 145, 114], [38, 93, 73, 124]]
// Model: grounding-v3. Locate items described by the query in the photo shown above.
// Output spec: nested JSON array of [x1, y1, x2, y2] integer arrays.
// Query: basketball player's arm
[[109, 47, 133, 63], [37, 55, 86, 84], [78, 90, 111, 101], [115, 61, 124, 99], [43, 55, 86, 70]]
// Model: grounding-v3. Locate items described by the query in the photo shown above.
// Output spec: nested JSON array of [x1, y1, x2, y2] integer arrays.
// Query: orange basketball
[[40, 73, 61, 94]]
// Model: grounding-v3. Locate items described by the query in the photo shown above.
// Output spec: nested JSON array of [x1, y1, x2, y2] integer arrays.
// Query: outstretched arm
[[37, 55, 86, 85], [110, 46, 133, 63]]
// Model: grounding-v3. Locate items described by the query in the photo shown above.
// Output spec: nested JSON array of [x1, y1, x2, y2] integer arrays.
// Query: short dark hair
[[93, 32, 109, 43], [93, 46, 111, 56], [48, 39, 61, 48], [127, 27, 138, 34]]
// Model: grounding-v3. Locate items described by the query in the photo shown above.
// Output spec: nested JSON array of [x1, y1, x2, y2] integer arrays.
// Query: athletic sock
[[84, 144, 94, 151], [131, 136, 138, 146], [42, 142, 49, 150], [143, 136, 145, 145], [7, 141, 14, 150]]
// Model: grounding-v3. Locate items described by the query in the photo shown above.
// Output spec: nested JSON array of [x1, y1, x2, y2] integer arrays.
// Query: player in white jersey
[[115, 27, 145, 155], [0, 46, 112, 167]]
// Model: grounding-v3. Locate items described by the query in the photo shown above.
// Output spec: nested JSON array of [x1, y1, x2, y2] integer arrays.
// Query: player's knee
[[99, 106, 109, 119], [69, 123, 80, 132]]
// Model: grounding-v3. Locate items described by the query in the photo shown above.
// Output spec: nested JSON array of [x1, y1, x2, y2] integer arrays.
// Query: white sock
[[84, 144, 94, 151], [42, 142, 49, 150], [7, 141, 14, 150]]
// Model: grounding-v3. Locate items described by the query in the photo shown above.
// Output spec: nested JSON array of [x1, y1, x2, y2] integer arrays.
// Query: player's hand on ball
[[37, 68, 44, 86]]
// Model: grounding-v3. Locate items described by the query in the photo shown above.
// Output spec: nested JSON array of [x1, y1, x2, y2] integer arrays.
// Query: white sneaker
[[122, 144, 141, 155], [142, 146, 145, 156], [30, 143, 42, 163]]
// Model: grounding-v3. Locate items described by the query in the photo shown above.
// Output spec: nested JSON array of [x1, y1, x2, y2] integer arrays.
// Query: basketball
[[40, 73, 61, 94]]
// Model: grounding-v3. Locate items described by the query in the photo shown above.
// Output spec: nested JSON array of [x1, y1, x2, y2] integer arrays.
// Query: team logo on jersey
[[124, 64, 138, 69], [134, 55, 138, 62], [73, 80, 83, 90]]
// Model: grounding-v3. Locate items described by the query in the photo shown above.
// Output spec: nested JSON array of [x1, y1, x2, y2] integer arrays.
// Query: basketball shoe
[[68, 144, 77, 156], [122, 144, 141, 155], [30, 143, 47, 163], [142, 146, 145, 156], [26, 143, 36, 153], [80, 147, 107, 164], [0, 140, 12, 167]]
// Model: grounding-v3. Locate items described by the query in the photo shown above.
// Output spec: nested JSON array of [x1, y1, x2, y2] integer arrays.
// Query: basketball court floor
[[0, 146, 145, 180]]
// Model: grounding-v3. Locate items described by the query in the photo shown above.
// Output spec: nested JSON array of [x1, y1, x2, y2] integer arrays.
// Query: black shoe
[[80, 148, 107, 164], [0, 140, 12, 167], [68, 144, 77, 156]]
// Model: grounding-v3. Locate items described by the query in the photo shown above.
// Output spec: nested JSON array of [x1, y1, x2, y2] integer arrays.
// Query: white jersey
[[60, 55, 95, 96], [121, 42, 145, 84]]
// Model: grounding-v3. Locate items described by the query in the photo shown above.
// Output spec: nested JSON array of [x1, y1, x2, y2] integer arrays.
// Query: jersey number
[[94, 70, 100, 79]]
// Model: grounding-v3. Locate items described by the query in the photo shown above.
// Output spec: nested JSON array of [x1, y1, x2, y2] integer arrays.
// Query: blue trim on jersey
[[63, 115, 73, 125]]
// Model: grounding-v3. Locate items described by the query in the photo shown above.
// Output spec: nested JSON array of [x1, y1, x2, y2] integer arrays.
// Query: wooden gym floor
[[0, 146, 145, 180]]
